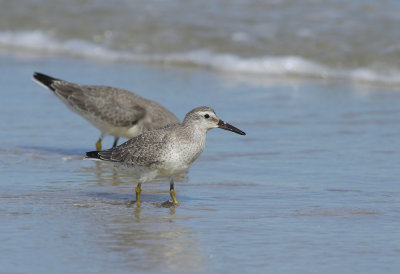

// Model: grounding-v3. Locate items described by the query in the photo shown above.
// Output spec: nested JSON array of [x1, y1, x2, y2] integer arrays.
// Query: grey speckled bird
[[33, 72, 179, 150], [86, 106, 246, 206]]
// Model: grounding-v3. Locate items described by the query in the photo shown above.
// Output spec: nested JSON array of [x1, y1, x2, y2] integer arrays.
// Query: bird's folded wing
[[98, 130, 170, 166], [52, 82, 146, 127]]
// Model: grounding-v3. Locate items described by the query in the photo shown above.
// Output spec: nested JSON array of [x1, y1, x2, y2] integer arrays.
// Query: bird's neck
[[179, 124, 207, 164], [185, 123, 207, 143]]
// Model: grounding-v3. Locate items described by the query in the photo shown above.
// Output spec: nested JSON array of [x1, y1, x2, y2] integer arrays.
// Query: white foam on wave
[[159, 51, 330, 77], [0, 30, 136, 62], [1, 30, 400, 86], [161, 51, 400, 86]]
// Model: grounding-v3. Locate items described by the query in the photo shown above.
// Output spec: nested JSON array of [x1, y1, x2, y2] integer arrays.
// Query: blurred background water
[[1, 1, 400, 273], [2, 0, 400, 85]]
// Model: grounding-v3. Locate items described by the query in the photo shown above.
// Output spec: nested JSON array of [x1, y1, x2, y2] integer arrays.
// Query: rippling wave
[[2, 30, 400, 86]]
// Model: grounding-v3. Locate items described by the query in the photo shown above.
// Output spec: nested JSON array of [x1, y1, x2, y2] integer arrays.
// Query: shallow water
[[1, 54, 400, 273]]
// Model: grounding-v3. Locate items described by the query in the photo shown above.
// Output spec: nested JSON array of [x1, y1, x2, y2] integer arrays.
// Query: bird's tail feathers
[[86, 151, 100, 159], [32, 72, 60, 91]]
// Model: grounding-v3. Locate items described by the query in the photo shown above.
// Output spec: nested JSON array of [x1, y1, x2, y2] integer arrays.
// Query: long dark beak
[[218, 120, 246, 135]]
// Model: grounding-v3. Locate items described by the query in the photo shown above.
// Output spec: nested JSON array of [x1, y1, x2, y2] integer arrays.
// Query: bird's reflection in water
[[81, 162, 204, 272], [133, 206, 141, 220], [103, 214, 205, 272], [128, 200, 176, 217], [91, 161, 126, 186], [86, 161, 189, 206]]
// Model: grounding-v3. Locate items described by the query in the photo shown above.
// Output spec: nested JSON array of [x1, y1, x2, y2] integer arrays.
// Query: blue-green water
[[1, 54, 399, 273], [2, 0, 400, 85]]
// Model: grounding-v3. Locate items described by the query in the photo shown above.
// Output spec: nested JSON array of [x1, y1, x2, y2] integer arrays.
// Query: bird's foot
[[160, 199, 178, 208]]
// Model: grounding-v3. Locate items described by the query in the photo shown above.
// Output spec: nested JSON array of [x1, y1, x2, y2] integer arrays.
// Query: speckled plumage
[[33, 72, 179, 149], [86, 106, 246, 205]]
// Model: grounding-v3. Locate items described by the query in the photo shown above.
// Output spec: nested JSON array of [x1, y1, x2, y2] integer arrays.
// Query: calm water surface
[[0, 55, 400, 273]]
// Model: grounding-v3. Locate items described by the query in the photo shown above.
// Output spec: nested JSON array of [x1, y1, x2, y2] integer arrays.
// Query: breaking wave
[[1, 30, 400, 86]]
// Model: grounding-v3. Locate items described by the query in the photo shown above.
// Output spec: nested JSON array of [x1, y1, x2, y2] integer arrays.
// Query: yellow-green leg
[[95, 135, 103, 151], [112, 137, 120, 148], [169, 178, 178, 205], [135, 183, 142, 206]]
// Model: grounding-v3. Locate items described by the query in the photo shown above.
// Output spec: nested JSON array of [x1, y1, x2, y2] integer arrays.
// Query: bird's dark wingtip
[[86, 150, 100, 159], [32, 72, 60, 91]]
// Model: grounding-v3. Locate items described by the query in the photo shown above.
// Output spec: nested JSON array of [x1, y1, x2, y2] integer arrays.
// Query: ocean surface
[[1, 1, 400, 273], [2, 0, 400, 86]]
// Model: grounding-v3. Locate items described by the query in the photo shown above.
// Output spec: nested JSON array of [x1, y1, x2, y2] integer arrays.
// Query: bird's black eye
[[204, 114, 210, 119]]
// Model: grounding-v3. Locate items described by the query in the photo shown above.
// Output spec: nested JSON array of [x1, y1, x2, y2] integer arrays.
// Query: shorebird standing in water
[[33, 72, 179, 150], [86, 106, 246, 206]]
